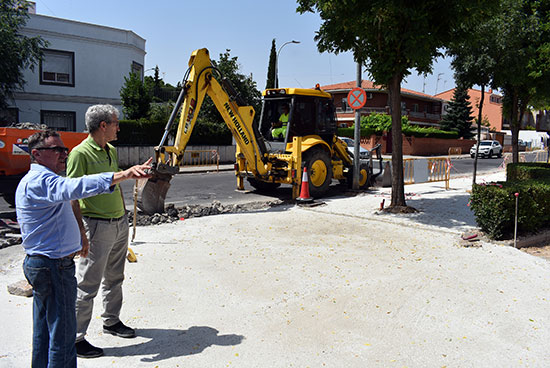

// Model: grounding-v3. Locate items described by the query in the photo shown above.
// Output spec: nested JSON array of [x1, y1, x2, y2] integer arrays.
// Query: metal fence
[[402, 157, 450, 189], [179, 149, 220, 170]]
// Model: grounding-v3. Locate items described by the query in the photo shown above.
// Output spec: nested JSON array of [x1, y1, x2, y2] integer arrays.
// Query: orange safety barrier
[[180, 149, 220, 171], [427, 157, 450, 190], [403, 158, 415, 184], [448, 147, 462, 156]]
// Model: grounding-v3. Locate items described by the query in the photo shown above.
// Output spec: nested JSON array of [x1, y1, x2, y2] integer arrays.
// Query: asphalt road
[[0, 156, 506, 214]]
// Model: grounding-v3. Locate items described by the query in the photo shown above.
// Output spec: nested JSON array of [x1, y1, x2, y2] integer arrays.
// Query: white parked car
[[339, 137, 369, 159], [470, 140, 503, 158]]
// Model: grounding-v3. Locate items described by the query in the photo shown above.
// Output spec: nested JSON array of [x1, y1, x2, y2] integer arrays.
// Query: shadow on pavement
[[400, 192, 476, 231], [103, 326, 244, 362]]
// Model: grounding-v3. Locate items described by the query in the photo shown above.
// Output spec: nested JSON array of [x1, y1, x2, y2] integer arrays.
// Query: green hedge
[[470, 163, 550, 240], [337, 127, 376, 138], [115, 120, 165, 146], [336, 126, 458, 139], [115, 119, 232, 146], [506, 162, 550, 181]]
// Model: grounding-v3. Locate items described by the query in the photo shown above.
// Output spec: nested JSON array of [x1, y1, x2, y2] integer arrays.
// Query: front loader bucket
[[137, 171, 173, 215]]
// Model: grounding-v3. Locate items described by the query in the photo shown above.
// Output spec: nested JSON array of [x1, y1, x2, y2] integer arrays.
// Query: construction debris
[[127, 200, 286, 227], [7, 280, 32, 297]]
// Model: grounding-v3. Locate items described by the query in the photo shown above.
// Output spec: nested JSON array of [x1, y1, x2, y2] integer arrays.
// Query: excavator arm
[[138, 48, 269, 214]]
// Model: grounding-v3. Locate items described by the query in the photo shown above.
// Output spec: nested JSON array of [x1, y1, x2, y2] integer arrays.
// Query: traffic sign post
[[347, 87, 367, 110]]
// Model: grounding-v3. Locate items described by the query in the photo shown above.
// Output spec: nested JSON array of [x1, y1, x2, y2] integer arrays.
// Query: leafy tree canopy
[[197, 49, 261, 127], [120, 72, 152, 120], [296, 0, 494, 86], [0, 0, 47, 108]]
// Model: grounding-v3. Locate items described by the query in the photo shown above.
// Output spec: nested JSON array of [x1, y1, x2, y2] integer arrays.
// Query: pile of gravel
[[128, 199, 286, 227], [0, 228, 21, 249]]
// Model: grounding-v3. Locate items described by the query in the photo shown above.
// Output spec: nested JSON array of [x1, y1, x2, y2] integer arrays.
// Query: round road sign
[[347, 87, 367, 110]]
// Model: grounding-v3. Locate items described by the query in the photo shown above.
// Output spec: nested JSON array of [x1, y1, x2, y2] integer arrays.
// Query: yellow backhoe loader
[[138, 48, 382, 214]]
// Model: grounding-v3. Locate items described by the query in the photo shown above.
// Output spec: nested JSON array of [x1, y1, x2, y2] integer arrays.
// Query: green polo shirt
[[66, 136, 125, 219]]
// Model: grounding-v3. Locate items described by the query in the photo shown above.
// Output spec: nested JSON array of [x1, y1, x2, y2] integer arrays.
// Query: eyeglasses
[[37, 146, 69, 154]]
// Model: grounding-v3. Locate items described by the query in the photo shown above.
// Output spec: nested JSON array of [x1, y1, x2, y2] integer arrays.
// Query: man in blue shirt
[[16, 130, 151, 368]]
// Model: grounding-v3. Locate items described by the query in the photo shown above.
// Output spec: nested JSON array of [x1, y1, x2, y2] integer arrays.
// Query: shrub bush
[[470, 167, 550, 240], [337, 125, 458, 139], [337, 127, 376, 138], [115, 118, 232, 146], [506, 162, 550, 181], [116, 120, 165, 146], [402, 126, 458, 139]]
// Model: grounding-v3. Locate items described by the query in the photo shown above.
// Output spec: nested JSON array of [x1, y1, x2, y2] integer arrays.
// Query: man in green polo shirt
[[67, 104, 147, 359]]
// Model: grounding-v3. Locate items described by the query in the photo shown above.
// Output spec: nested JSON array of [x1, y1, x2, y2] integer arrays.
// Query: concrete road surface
[[1, 171, 549, 367]]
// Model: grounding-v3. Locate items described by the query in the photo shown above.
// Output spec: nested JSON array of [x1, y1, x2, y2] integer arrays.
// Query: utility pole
[[422, 75, 426, 94], [434, 73, 444, 95], [275, 40, 300, 88], [353, 61, 361, 190]]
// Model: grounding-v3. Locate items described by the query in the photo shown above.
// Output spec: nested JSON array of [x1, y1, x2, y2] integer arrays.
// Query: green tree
[[153, 65, 161, 99], [492, 0, 550, 163], [266, 39, 277, 89], [297, 0, 495, 210], [0, 0, 47, 108], [439, 82, 474, 139], [447, 8, 499, 185], [195, 49, 261, 142], [120, 72, 151, 120]]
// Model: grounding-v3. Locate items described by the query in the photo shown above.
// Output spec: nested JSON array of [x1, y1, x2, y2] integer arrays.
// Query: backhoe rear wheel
[[303, 148, 332, 198]]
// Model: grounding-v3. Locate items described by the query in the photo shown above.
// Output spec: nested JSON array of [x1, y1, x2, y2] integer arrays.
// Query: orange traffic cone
[[296, 167, 313, 203]]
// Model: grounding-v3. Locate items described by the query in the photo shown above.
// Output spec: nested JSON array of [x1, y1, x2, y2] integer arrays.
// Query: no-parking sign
[[347, 87, 367, 110]]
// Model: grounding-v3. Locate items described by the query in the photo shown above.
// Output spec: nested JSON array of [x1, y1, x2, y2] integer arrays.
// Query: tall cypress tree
[[266, 39, 277, 89], [440, 82, 475, 139]]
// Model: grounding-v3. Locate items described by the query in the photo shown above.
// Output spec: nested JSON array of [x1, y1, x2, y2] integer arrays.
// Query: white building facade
[[7, 12, 145, 132]]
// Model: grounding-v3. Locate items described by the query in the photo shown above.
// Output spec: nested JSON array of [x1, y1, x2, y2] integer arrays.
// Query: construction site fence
[[400, 149, 549, 188], [179, 149, 220, 170], [497, 149, 549, 169], [116, 145, 236, 168], [403, 158, 450, 189]]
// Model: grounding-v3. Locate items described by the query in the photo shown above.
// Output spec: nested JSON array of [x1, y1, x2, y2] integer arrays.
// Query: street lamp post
[[275, 40, 300, 88]]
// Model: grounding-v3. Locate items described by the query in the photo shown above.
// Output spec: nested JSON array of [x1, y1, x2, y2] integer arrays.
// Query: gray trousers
[[75, 215, 129, 342]]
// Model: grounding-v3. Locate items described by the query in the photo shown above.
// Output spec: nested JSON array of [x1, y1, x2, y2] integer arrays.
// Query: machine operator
[[271, 104, 290, 140]]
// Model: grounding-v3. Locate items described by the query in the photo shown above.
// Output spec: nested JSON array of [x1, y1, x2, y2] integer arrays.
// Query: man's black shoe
[[103, 321, 136, 338], [76, 339, 104, 358]]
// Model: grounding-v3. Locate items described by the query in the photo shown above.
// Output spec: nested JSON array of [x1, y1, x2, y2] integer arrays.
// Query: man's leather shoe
[[76, 339, 104, 358], [103, 321, 136, 338]]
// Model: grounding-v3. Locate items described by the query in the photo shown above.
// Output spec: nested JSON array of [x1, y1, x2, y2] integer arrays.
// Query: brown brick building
[[321, 80, 444, 128], [435, 88, 504, 131]]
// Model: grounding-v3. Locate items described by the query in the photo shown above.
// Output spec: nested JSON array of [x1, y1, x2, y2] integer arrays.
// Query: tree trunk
[[472, 84, 485, 186], [388, 73, 406, 208], [510, 90, 519, 163]]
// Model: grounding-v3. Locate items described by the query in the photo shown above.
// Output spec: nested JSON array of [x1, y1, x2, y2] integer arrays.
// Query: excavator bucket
[[137, 170, 174, 215]]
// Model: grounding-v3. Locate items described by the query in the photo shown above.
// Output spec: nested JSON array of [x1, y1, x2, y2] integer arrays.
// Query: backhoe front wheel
[[303, 148, 332, 198]]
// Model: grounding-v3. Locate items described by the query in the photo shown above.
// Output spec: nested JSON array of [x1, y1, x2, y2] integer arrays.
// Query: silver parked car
[[470, 140, 503, 158], [339, 137, 369, 159]]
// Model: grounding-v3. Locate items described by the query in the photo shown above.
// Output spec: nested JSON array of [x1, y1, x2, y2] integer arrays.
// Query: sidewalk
[[1, 171, 549, 367]]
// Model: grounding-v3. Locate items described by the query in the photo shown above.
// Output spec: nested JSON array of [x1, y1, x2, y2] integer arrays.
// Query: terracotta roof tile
[[320, 80, 438, 99]]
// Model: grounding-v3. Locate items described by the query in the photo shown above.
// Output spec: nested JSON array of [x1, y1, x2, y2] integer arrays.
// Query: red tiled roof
[[320, 80, 439, 100]]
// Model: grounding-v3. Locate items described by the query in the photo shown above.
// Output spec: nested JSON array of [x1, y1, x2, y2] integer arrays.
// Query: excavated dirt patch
[[521, 245, 550, 261], [128, 199, 287, 226]]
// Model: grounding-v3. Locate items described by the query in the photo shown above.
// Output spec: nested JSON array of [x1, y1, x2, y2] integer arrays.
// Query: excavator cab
[[259, 89, 338, 151]]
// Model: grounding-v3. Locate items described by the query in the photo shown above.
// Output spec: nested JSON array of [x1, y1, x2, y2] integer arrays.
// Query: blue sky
[[33, 0, 455, 95]]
